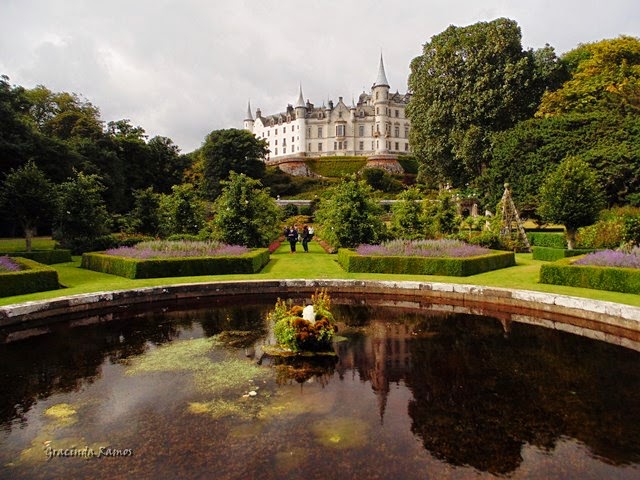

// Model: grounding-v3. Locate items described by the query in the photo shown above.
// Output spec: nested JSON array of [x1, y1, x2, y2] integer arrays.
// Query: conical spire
[[244, 100, 253, 121], [374, 54, 389, 87], [296, 84, 305, 108]]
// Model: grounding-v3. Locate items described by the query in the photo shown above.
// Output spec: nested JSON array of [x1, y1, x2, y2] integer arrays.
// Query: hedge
[[540, 258, 640, 294], [0, 249, 72, 264], [81, 249, 270, 279], [532, 246, 595, 262], [0, 257, 60, 297], [527, 232, 566, 249], [337, 249, 515, 276]]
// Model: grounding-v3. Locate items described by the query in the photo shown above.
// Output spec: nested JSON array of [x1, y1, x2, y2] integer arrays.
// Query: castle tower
[[243, 101, 254, 131], [373, 54, 390, 154], [294, 85, 307, 156]]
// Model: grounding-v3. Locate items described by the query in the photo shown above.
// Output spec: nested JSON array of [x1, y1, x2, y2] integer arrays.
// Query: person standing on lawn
[[301, 225, 310, 252], [285, 225, 298, 253]]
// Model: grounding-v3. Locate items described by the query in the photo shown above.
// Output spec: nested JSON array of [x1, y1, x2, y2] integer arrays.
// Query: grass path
[[2, 240, 640, 308]]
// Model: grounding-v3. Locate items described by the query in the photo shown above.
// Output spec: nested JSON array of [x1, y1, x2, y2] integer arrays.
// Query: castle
[[243, 55, 411, 165]]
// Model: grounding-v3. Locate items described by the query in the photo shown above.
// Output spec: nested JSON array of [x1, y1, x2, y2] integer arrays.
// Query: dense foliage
[[314, 176, 386, 248], [537, 157, 605, 248], [407, 18, 563, 187], [207, 172, 280, 248]]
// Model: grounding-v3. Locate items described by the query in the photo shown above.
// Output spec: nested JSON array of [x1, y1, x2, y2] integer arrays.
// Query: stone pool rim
[[1, 279, 639, 349]]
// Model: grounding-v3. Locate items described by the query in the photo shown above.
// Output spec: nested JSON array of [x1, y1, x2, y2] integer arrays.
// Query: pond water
[[0, 295, 639, 479]]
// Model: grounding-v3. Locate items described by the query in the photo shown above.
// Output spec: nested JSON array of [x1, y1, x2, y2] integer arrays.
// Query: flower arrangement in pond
[[269, 289, 338, 353], [356, 239, 492, 258], [104, 240, 249, 259], [574, 248, 640, 269], [0, 256, 20, 273]]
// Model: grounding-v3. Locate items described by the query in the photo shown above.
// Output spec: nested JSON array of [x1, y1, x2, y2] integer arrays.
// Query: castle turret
[[243, 101, 254, 131], [373, 55, 390, 154], [294, 85, 307, 156]]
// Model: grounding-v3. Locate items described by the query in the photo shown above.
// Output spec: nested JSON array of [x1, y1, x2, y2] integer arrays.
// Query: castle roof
[[374, 54, 389, 87], [244, 101, 253, 121]]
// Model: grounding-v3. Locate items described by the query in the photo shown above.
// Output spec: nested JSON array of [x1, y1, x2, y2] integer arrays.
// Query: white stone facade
[[243, 56, 411, 160]]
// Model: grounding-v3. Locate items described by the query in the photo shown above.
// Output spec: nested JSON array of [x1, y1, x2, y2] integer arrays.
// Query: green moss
[[125, 337, 218, 375], [311, 417, 370, 449], [188, 399, 257, 420]]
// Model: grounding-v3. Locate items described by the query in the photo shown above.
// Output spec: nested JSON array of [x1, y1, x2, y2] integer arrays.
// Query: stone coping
[[1, 279, 639, 349]]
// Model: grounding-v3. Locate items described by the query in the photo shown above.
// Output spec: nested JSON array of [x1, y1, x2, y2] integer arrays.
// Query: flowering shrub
[[574, 248, 640, 269], [269, 289, 337, 352], [0, 256, 21, 273], [356, 239, 491, 258], [104, 240, 249, 259]]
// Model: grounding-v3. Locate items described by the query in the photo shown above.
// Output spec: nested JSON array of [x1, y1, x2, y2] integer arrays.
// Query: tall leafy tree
[[158, 183, 206, 238], [390, 186, 426, 239], [208, 172, 280, 247], [538, 156, 605, 249], [314, 175, 386, 248], [407, 18, 561, 187], [0, 161, 56, 251], [53, 171, 111, 253], [537, 36, 640, 117], [197, 128, 268, 200]]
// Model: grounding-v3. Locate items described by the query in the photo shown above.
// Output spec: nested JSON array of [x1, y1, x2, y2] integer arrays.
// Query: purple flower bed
[[0, 256, 21, 273], [104, 241, 249, 259], [574, 249, 640, 269], [355, 239, 492, 258]]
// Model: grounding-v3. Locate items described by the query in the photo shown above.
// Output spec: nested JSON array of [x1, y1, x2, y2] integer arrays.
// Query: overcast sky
[[1, 0, 638, 153]]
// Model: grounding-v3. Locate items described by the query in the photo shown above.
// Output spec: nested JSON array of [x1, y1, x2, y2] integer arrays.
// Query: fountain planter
[[267, 289, 338, 354]]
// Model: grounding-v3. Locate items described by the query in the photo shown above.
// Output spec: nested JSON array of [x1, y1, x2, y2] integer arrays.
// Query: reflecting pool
[[0, 295, 639, 479]]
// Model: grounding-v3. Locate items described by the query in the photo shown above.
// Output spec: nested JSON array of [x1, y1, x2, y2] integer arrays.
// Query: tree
[[197, 128, 268, 200], [390, 186, 426, 239], [53, 171, 111, 253], [407, 18, 561, 187], [314, 175, 386, 248], [422, 189, 461, 238], [128, 187, 160, 236], [0, 161, 56, 251], [208, 172, 280, 247], [158, 183, 206, 238], [537, 156, 605, 248], [537, 36, 640, 117]]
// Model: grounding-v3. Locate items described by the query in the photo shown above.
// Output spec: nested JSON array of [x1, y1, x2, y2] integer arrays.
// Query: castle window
[[395, 142, 399, 150], [359, 141, 364, 150], [372, 141, 375, 150], [291, 137, 294, 144], [376, 92, 378, 100], [275, 148, 278, 155], [283, 138, 286, 146], [308, 143, 311, 151], [334, 142, 337, 150], [268, 131, 270, 136], [404, 126, 409, 138], [405, 143, 409, 151], [318, 127, 323, 138], [376, 107, 379, 115], [318, 143, 323, 152], [275, 128, 278, 135], [358, 125, 364, 137], [275, 139, 278, 145], [395, 126, 400, 137], [318, 112, 323, 119], [307, 128, 311, 137], [336, 125, 345, 137], [283, 147, 287, 154], [284, 126, 286, 133], [395, 109, 399, 118], [344, 141, 347, 150]]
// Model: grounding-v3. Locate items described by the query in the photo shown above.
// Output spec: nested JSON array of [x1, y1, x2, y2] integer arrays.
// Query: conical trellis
[[499, 183, 531, 252]]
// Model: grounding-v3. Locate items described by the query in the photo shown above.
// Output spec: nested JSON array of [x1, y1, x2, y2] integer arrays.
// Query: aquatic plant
[[356, 239, 491, 257], [0, 256, 20, 272], [269, 289, 337, 352], [311, 417, 370, 450], [104, 240, 249, 259], [574, 248, 640, 269]]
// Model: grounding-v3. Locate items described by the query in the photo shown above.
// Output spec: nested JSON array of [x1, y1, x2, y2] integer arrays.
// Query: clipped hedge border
[[527, 232, 566, 249], [0, 249, 72, 265], [337, 249, 515, 276], [532, 246, 595, 262], [540, 258, 640, 294], [0, 257, 60, 297], [81, 249, 270, 279]]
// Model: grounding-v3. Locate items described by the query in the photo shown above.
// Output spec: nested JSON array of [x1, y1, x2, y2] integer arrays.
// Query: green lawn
[[0, 237, 57, 252], [2, 239, 640, 308]]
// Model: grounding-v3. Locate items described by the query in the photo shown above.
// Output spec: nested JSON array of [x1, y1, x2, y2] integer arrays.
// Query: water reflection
[[0, 298, 638, 479]]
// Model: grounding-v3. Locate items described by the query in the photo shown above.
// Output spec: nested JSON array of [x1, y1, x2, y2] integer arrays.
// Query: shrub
[[281, 204, 299, 218], [540, 258, 640, 294], [575, 218, 624, 249], [338, 248, 514, 276], [81, 248, 269, 279], [532, 246, 595, 262], [0, 257, 59, 297], [527, 232, 566, 249], [0, 249, 72, 264]]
